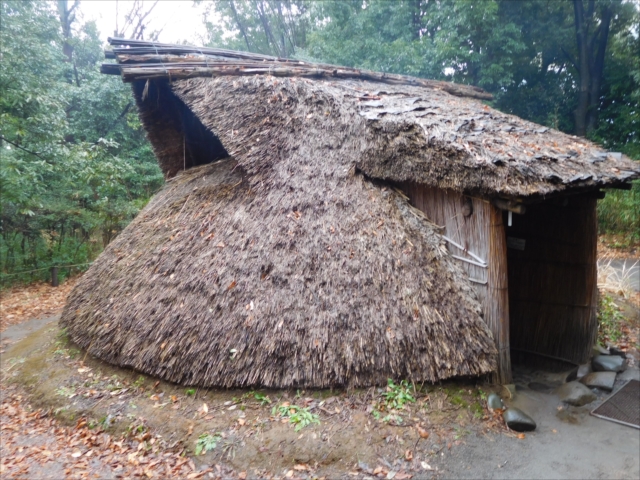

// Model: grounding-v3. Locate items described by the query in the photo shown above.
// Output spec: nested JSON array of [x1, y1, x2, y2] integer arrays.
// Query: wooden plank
[[488, 204, 511, 383]]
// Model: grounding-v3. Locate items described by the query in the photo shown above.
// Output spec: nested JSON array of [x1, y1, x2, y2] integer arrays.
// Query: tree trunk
[[57, 0, 80, 86], [572, 0, 612, 137], [573, 0, 590, 137], [586, 5, 612, 133], [229, 0, 253, 52]]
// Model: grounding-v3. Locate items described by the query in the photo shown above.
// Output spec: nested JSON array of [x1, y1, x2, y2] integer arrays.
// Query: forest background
[[1, 0, 638, 287]]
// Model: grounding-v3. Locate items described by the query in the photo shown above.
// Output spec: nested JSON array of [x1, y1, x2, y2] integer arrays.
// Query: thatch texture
[[101, 39, 639, 200], [61, 154, 496, 387], [61, 40, 639, 388]]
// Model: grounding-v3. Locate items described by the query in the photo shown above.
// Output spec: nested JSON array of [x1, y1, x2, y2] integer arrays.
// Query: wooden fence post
[[51, 266, 59, 287]]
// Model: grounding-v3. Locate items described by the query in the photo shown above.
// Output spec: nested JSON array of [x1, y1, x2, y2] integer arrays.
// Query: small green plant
[[383, 379, 415, 410], [453, 425, 471, 440], [272, 404, 320, 431], [99, 415, 114, 429], [382, 414, 402, 424], [132, 376, 146, 389], [185, 388, 196, 396], [253, 392, 271, 406], [195, 433, 222, 455], [598, 294, 625, 344], [55, 386, 76, 398], [476, 388, 487, 402]]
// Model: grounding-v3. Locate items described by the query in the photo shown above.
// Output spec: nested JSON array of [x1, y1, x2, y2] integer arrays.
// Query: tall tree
[[201, 0, 309, 57], [572, 0, 612, 136], [0, 0, 162, 285]]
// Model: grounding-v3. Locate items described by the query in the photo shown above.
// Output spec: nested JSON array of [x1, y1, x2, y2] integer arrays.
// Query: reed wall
[[403, 184, 512, 383]]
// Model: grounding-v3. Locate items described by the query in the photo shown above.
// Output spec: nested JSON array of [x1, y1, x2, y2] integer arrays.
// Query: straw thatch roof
[[100, 38, 639, 199], [60, 39, 638, 388]]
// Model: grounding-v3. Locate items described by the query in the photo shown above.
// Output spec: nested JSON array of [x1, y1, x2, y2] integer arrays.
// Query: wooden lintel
[[492, 198, 526, 214]]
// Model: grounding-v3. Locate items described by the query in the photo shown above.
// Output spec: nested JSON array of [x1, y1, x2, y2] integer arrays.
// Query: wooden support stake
[[488, 205, 512, 384]]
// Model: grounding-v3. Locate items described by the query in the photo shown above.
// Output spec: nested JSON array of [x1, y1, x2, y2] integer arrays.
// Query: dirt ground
[[2, 260, 640, 479], [2, 314, 639, 479], [2, 316, 505, 479]]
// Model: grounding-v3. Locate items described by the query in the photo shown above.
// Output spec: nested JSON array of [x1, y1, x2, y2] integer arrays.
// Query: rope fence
[[0, 262, 93, 286]]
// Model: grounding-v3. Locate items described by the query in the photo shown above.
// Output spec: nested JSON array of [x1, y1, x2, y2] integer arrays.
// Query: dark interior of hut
[[132, 79, 228, 177], [505, 194, 598, 372]]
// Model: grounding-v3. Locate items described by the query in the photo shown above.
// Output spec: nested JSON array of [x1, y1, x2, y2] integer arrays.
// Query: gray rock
[[503, 408, 536, 432], [579, 372, 616, 392], [487, 393, 504, 410], [577, 363, 592, 380], [592, 344, 610, 356], [556, 381, 597, 406], [617, 368, 640, 382], [592, 355, 626, 373]]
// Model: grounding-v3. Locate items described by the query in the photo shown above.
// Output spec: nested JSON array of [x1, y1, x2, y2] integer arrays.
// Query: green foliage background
[[1, 0, 638, 287], [0, 1, 163, 287]]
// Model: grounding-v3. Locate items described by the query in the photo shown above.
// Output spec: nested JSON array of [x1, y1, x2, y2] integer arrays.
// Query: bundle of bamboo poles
[[101, 37, 493, 100]]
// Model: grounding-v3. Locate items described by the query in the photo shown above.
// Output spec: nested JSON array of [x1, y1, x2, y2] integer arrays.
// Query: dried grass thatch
[[61, 155, 496, 387], [61, 40, 639, 388]]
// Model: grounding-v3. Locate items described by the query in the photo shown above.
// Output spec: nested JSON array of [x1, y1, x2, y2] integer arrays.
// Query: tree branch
[[560, 46, 579, 72], [100, 102, 132, 139], [0, 136, 50, 163]]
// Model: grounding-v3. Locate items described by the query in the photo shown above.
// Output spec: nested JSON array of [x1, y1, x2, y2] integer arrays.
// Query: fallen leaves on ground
[[0, 383, 237, 479], [597, 235, 639, 258], [0, 277, 80, 332]]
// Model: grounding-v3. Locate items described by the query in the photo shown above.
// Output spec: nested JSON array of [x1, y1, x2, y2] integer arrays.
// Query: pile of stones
[[491, 343, 632, 432], [557, 344, 628, 407]]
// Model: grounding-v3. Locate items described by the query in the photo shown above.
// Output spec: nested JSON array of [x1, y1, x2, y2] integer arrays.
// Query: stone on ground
[[579, 372, 617, 392], [555, 381, 597, 406], [608, 346, 627, 359], [617, 368, 640, 382], [592, 355, 626, 373], [487, 393, 504, 411], [503, 408, 536, 432], [577, 363, 592, 380]]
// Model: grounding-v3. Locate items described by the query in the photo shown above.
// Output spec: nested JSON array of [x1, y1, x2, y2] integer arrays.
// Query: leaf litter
[[0, 277, 80, 333], [1, 276, 528, 479]]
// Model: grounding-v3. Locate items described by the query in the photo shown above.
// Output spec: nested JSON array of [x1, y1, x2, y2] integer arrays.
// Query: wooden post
[[488, 205, 512, 384], [51, 266, 59, 287]]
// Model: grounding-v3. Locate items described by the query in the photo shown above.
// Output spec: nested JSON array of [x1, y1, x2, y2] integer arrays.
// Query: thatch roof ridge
[[103, 38, 639, 198], [101, 38, 493, 100], [170, 74, 638, 200]]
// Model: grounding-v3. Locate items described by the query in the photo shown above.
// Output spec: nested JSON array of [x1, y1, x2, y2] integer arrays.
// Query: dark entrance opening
[[132, 79, 228, 178], [506, 195, 598, 371]]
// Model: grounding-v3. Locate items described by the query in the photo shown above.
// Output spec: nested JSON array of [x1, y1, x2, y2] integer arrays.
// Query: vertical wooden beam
[[488, 205, 511, 384], [584, 198, 599, 360]]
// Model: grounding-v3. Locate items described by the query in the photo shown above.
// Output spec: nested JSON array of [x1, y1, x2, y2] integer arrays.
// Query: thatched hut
[[61, 39, 640, 387]]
